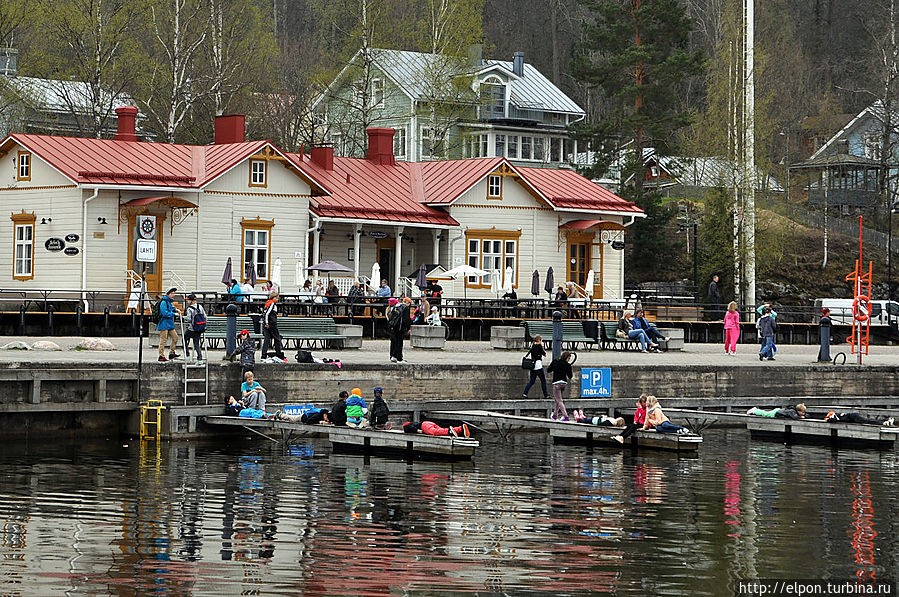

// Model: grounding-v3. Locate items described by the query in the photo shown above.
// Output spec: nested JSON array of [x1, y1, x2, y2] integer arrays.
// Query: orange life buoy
[[853, 294, 870, 322]]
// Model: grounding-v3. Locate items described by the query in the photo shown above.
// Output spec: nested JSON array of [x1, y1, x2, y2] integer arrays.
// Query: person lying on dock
[[824, 411, 895, 426], [226, 396, 271, 419], [642, 396, 690, 435], [402, 421, 471, 438], [572, 410, 626, 428], [241, 371, 267, 412], [346, 388, 368, 428], [330, 391, 348, 427], [745, 404, 807, 419], [367, 387, 391, 430], [614, 394, 649, 444], [273, 408, 331, 424]]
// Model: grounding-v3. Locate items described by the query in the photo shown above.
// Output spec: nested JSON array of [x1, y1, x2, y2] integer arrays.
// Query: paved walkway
[[0, 336, 894, 367]]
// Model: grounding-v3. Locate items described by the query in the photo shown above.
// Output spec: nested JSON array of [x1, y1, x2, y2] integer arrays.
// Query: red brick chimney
[[114, 106, 139, 142], [311, 145, 334, 170], [366, 127, 396, 166], [214, 114, 245, 144]]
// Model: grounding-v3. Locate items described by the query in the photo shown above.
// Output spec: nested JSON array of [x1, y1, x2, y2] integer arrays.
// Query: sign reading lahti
[[136, 239, 157, 262]]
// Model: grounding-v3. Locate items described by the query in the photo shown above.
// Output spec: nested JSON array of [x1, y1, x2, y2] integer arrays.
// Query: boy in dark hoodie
[[330, 391, 348, 427], [368, 386, 391, 430], [233, 329, 256, 377]]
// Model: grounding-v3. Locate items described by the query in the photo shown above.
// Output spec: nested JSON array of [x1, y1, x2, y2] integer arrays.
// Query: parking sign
[[580, 368, 612, 397]]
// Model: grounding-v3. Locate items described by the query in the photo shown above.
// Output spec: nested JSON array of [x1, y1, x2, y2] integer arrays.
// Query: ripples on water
[[0, 429, 896, 595]]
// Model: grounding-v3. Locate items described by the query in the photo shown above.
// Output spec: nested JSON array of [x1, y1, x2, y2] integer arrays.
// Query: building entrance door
[[127, 213, 166, 296], [566, 240, 591, 288], [377, 238, 395, 290]]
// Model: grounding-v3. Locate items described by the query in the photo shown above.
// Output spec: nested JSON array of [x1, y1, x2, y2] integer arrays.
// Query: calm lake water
[[0, 429, 896, 595]]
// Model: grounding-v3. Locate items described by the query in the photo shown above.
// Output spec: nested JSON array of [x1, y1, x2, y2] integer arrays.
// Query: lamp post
[[889, 201, 899, 326]]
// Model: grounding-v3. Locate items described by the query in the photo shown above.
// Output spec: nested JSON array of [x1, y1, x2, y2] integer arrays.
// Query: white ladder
[[179, 314, 209, 405]]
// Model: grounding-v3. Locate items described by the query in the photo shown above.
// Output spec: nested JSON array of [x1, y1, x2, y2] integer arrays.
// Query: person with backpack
[[262, 290, 287, 362], [387, 297, 412, 363], [368, 386, 391, 430], [184, 293, 206, 364], [330, 390, 349, 427], [156, 287, 181, 362]]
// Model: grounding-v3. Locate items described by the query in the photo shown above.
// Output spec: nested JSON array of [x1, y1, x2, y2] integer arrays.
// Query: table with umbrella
[[307, 260, 354, 315]]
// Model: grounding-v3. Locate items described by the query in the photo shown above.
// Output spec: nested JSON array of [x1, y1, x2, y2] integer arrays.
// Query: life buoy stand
[[853, 295, 870, 322]]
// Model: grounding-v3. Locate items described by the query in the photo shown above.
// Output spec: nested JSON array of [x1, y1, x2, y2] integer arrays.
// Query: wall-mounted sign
[[65, 233, 80, 243], [138, 215, 157, 239], [136, 238, 157, 262], [45, 238, 65, 252], [63, 247, 79, 256], [611, 240, 625, 251], [368, 230, 389, 239], [580, 368, 612, 397]]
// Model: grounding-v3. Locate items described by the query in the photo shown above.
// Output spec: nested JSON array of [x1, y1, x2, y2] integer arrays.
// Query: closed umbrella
[[545, 267, 554, 297], [531, 269, 540, 296], [370, 262, 381, 293], [246, 260, 257, 286], [585, 269, 595, 298], [490, 269, 501, 294], [415, 263, 428, 289], [271, 258, 282, 291], [503, 266, 514, 294], [221, 257, 232, 286]]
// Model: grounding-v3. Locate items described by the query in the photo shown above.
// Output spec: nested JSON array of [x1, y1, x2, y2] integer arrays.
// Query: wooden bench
[[204, 315, 262, 348], [522, 320, 599, 350], [600, 321, 641, 351], [278, 317, 347, 349]]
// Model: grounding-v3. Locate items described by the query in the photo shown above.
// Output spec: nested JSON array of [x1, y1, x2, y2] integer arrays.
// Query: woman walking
[[724, 301, 740, 356], [546, 351, 574, 421], [522, 335, 549, 399]]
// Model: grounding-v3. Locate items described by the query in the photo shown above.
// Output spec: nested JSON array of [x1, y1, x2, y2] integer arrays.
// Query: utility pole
[[743, 0, 756, 310]]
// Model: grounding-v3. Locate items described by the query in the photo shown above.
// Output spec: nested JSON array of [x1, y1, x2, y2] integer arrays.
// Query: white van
[[814, 298, 899, 326]]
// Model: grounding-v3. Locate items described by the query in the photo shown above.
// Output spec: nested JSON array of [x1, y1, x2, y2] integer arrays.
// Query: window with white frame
[[480, 77, 506, 118], [534, 137, 545, 162], [480, 134, 488, 157], [550, 137, 562, 162], [393, 127, 407, 158], [487, 174, 502, 198], [11, 211, 34, 280], [17, 152, 30, 181], [250, 159, 266, 186], [241, 218, 273, 282], [521, 136, 532, 160], [371, 78, 385, 108], [465, 230, 520, 288], [508, 135, 519, 159], [495, 134, 505, 157]]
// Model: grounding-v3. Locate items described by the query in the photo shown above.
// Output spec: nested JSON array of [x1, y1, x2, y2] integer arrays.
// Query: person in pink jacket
[[724, 301, 740, 356]]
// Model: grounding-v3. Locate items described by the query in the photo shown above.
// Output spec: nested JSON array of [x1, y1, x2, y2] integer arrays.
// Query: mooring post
[[552, 310, 563, 361], [225, 303, 238, 357]]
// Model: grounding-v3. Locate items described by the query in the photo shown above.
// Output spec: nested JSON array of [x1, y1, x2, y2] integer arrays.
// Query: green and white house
[[313, 48, 585, 167]]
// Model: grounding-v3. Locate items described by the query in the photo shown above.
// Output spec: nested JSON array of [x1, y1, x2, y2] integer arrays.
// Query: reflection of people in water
[[633, 463, 666, 505]]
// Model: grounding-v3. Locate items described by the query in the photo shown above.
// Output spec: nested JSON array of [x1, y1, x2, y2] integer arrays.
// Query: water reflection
[[0, 431, 897, 595]]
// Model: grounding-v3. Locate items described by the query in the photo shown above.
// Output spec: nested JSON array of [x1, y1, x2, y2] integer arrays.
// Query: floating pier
[[428, 409, 702, 452]]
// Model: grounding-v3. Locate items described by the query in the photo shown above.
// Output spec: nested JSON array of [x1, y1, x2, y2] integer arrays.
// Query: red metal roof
[[560, 219, 604, 230], [516, 166, 644, 214], [419, 157, 504, 204]]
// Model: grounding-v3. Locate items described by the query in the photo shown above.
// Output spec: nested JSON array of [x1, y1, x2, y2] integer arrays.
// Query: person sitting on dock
[[745, 404, 807, 419], [614, 394, 649, 444], [367, 387, 391, 430], [572, 411, 626, 427], [403, 420, 471, 438], [346, 388, 368, 428], [226, 395, 270, 419], [330, 391, 349, 426], [241, 371, 267, 412], [642, 396, 690, 435], [824, 411, 895, 426]]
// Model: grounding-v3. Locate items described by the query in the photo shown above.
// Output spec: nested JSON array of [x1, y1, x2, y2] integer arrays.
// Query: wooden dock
[[427, 410, 702, 452], [202, 415, 479, 460]]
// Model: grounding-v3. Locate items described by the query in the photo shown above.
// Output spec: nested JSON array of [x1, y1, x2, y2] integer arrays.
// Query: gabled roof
[[362, 49, 584, 116], [810, 101, 897, 160], [516, 166, 644, 214], [0, 133, 328, 192], [2, 76, 134, 115]]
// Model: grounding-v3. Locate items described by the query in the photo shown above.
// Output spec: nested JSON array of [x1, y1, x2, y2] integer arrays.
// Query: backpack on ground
[[192, 306, 207, 332], [295, 349, 314, 363], [149, 300, 162, 324]]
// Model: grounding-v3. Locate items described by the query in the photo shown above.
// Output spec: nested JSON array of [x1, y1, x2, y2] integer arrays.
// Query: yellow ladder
[[140, 399, 166, 441]]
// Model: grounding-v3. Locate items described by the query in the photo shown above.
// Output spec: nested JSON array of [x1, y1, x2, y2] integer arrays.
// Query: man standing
[[387, 297, 412, 363], [262, 290, 287, 362], [758, 306, 778, 361], [157, 287, 181, 362], [183, 293, 206, 364], [708, 274, 721, 320]]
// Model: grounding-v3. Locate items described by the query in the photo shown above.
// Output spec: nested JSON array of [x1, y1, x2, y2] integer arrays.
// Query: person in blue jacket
[[228, 279, 244, 302], [158, 287, 181, 362]]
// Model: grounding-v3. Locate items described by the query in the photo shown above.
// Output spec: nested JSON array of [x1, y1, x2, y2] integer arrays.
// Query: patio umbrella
[[415, 263, 428, 289], [545, 267, 554, 297], [490, 269, 501, 294], [246, 260, 257, 286], [221, 257, 232, 286], [439, 264, 488, 299], [308, 259, 354, 283], [503, 266, 514, 294], [271, 258, 282, 291], [585, 269, 595, 298], [370, 262, 381, 292], [531, 269, 540, 296]]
